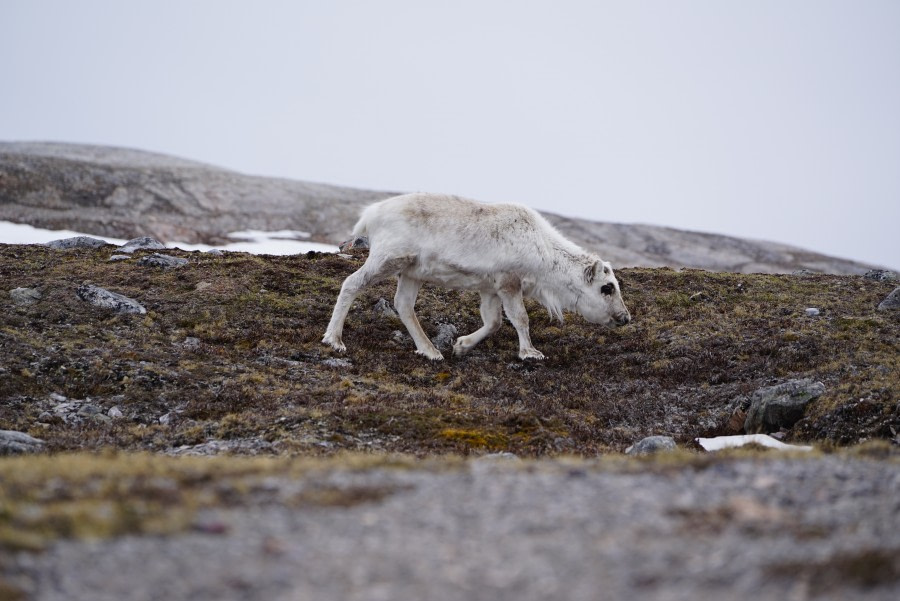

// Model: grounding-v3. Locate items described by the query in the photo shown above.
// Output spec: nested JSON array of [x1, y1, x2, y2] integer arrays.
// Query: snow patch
[[0, 221, 337, 255]]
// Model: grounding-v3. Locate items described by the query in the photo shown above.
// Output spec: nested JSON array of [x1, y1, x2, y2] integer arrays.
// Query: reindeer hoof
[[416, 348, 444, 361], [452, 338, 471, 356], [519, 348, 545, 361], [322, 334, 346, 353]]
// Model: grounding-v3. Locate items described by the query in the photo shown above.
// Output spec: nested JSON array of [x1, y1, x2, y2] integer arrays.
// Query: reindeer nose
[[614, 312, 631, 326]]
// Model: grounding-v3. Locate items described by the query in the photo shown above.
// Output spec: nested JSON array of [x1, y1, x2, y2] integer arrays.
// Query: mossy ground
[[0, 244, 897, 456]]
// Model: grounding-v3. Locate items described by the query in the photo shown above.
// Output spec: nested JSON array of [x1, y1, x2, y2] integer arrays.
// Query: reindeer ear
[[584, 261, 600, 284]]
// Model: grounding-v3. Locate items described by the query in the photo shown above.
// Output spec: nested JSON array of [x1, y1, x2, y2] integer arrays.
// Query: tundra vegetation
[[0, 243, 898, 566]]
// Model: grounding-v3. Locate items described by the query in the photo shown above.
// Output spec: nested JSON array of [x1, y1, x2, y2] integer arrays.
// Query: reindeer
[[323, 193, 631, 360]]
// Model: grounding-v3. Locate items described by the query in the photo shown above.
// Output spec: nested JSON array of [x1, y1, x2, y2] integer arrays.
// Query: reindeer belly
[[404, 260, 495, 291]]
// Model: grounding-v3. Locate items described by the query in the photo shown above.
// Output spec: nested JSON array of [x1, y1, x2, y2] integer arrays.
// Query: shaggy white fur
[[323, 193, 630, 360]]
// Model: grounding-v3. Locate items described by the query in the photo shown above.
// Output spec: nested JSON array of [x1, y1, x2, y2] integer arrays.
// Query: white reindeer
[[323, 193, 631, 360]]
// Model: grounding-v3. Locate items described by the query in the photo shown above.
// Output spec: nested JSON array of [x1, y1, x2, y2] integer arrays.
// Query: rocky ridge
[[1, 141, 882, 274]]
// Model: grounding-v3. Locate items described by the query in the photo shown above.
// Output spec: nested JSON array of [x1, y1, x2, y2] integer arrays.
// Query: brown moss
[[0, 244, 897, 455]]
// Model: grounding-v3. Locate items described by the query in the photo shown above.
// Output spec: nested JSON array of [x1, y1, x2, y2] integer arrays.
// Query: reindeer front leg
[[497, 278, 544, 360]]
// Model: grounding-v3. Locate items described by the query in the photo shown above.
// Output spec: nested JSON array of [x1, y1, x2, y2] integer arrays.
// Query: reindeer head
[[575, 260, 631, 327]]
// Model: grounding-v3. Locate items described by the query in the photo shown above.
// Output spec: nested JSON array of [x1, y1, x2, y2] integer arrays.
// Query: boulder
[[137, 253, 188, 269], [9, 287, 41, 305], [625, 435, 677, 456], [76, 284, 146, 314], [877, 287, 900, 311], [117, 236, 166, 254], [339, 236, 369, 252], [44, 236, 108, 250], [864, 269, 897, 282], [0, 429, 45, 455], [744, 379, 825, 433]]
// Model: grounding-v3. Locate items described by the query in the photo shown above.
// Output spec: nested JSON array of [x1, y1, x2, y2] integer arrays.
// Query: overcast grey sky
[[2, 1, 898, 267]]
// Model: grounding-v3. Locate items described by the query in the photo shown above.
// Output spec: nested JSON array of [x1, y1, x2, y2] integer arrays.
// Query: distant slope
[[0, 142, 878, 274]]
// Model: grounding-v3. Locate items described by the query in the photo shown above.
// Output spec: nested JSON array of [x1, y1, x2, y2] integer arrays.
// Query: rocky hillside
[[0, 141, 880, 274], [1, 241, 897, 456]]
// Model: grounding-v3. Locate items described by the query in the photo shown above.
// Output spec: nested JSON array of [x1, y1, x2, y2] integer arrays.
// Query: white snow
[[0, 221, 337, 255], [696, 434, 813, 452]]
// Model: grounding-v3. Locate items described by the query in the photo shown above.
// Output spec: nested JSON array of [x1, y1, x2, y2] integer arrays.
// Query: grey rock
[[117, 236, 166, 254], [805, 307, 820, 317], [431, 323, 458, 350], [76, 284, 146, 314], [877, 287, 900, 311], [744, 379, 826, 433], [9, 287, 41, 305], [108, 406, 124, 418], [108, 254, 131, 261], [167, 437, 276, 456], [339, 236, 369, 252], [44, 236, 108, 250], [180, 337, 201, 350], [159, 413, 172, 425], [625, 435, 677, 456], [321, 358, 352, 368], [76, 404, 102, 417], [0, 429, 45, 455], [205, 249, 224, 256], [864, 269, 898, 282], [373, 298, 398, 319], [137, 253, 188, 269], [37, 411, 53, 422]]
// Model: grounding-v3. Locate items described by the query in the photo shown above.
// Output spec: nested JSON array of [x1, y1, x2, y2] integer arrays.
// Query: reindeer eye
[[600, 283, 614, 295]]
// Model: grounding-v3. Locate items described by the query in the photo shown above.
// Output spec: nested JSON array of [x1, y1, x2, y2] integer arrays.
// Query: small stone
[[195, 282, 212, 291], [689, 291, 709, 302], [744, 379, 826, 433], [37, 411, 53, 422], [0, 429, 45, 455], [373, 298, 398, 319], [9, 287, 41, 305], [792, 269, 815, 276], [321, 358, 352, 368], [76, 284, 146, 314], [116, 236, 166, 254], [108, 254, 131, 262], [877, 287, 900, 312], [159, 413, 172, 425], [180, 337, 201, 350], [137, 254, 188, 269], [45, 236, 109, 250], [625, 435, 677, 456], [805, 308, 820, 317], [108, 406, 123, 418], [76, 404, 102, 417], [431, 323, 458, 350], [205, 249, 224, 255]]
